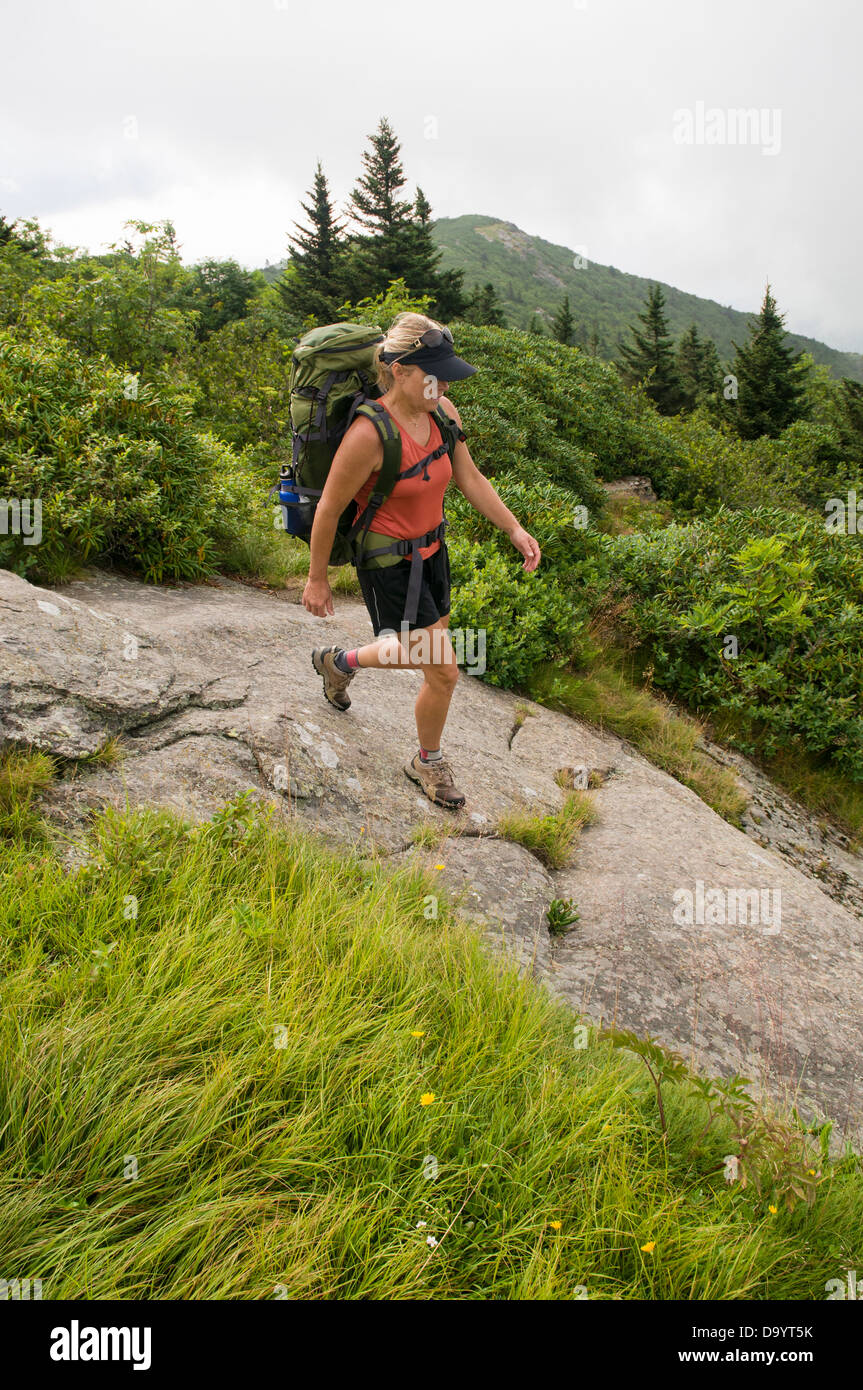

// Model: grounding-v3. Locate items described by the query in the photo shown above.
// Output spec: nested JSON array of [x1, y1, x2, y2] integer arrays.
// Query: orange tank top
[[352, 400, 452, 561]]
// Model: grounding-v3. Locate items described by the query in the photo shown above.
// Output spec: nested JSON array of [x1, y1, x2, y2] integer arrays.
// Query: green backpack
[[273, 321, 465, 622]]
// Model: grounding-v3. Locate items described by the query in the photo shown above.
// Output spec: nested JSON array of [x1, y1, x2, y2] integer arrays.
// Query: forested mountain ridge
[[426, 214, 863, 381]]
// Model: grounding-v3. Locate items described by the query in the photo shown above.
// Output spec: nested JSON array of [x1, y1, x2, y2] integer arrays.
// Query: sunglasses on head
[[384, 326, 454, 363]]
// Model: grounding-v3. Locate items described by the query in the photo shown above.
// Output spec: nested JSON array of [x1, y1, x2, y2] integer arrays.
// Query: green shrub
[[599, 508, 863, 779], [770, 418, 859, 510], [448, 530, 585, 688], [0, 325, 262, 584], [184, 293, 295, 468], [447, 323, 676, 502], [4, 220, 198, 377], [648, 409, 860, 517]]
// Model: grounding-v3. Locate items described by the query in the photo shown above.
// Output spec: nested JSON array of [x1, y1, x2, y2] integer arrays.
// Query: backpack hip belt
[[354, 517, 448, 627]]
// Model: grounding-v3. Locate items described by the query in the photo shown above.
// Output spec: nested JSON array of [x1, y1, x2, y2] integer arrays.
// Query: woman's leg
[[412, 615, 457, 752], [351, 616, 457, 750]]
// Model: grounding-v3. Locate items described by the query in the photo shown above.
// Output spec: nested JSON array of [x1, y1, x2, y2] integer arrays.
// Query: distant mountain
[[431, 215, 863, 383]]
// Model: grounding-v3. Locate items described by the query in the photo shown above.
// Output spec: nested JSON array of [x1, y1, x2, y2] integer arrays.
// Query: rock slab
[[2, 566, 861, 1149]]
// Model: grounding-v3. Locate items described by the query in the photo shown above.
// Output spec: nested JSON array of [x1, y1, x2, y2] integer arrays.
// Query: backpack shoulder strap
[[346, 399, 403, 547], [432, 404, 466, 461], [351, 399, 402, 499]]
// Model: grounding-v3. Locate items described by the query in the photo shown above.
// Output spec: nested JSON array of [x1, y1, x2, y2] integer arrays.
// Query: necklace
[[384, 398, 432, 446]]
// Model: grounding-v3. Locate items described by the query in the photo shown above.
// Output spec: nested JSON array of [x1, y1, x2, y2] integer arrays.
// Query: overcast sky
[[2, 0, 860, 351]]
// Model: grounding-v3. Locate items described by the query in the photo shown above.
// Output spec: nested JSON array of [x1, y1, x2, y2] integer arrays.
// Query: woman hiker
[[304, 312, 541, 811]]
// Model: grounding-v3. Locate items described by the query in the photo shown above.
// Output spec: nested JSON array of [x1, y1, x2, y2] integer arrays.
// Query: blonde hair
[[373, 311, 447, 391]]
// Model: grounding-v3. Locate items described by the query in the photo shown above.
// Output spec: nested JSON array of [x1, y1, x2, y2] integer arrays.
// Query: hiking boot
[[404, 751, 466, 810], [311, 646, 356, 711]]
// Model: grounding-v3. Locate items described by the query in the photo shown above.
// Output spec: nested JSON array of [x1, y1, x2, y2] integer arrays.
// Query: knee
[[425, 659, 459, 690]]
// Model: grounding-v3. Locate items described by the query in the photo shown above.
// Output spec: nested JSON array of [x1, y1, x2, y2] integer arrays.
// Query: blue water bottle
[[278, 465, 305, 537]]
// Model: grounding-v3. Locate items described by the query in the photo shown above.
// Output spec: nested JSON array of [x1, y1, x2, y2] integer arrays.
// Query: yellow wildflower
[[549, 1220, 562, 1231], [640, 1241, 656, 1253], [420, 1092, 435, 1106], [768, 1205, 778, 1214]]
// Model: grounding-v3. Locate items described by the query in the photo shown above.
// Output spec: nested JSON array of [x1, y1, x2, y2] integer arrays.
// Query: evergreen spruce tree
[[413, 187, 432, 227], [348, 119, 412, 234], [344, 117, 421, 297], [676, 324, 723, 410], [275, 161, 345, 322], [463, 281, 506, 327], [552, 293, 574, 345], [676, 323, 705, 410], [698, 337, 724, 397], [618, 283, 684, 414], [527, 313, 544, 335], [0, 212, 17, 247], [836, 379, 863, 465], [344, 120, 465, 317], [588, 325, 601, 358], [730, 283, 809, 438], [409, 186, 466, 319]]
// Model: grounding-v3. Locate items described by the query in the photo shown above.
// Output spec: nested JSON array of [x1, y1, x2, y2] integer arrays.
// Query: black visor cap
[[390, 341, 478, 380]]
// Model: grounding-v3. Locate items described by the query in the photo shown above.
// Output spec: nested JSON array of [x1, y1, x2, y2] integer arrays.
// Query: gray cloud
[[2, 0, 859, 350]]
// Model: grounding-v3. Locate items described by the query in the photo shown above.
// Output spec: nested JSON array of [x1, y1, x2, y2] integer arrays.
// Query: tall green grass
[[0, 765, 860, 1299], [497, 790, 598, 868], [527, 660, 748, 826]]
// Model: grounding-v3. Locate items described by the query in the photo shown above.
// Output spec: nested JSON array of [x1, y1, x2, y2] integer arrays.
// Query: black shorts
[[356, 541, 451, 636]]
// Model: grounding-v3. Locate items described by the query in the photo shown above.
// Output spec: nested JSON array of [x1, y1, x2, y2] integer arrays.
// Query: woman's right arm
[[304, 418, 383, 611]]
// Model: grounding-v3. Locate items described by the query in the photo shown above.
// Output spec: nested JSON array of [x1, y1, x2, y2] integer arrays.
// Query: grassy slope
[[433, 214, 863, 382], [1, 756, 861, 1300]]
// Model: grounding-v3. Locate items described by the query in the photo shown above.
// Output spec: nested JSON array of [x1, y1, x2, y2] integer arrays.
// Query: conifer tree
[[676, 323, 704, 410], [348, 118, 412, 238], [676, 324, 724, 409], [618, 283, 684, 414], [344, 120, 465, 317], [729, 284, 809, 438], [275, 161, 345, 322], [527, 313, 544, 335], [698, 337, 724, 396], [463, 281, 506, 327], [408, 186, 466, 319], [836, 379, 863, 465], [552, 293, 574, 345], [0, 212, 17, 247], [344, 117, 418, 295]]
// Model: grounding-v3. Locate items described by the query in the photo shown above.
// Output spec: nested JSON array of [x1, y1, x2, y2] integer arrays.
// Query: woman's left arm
[[441, 398, 541, 572]]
